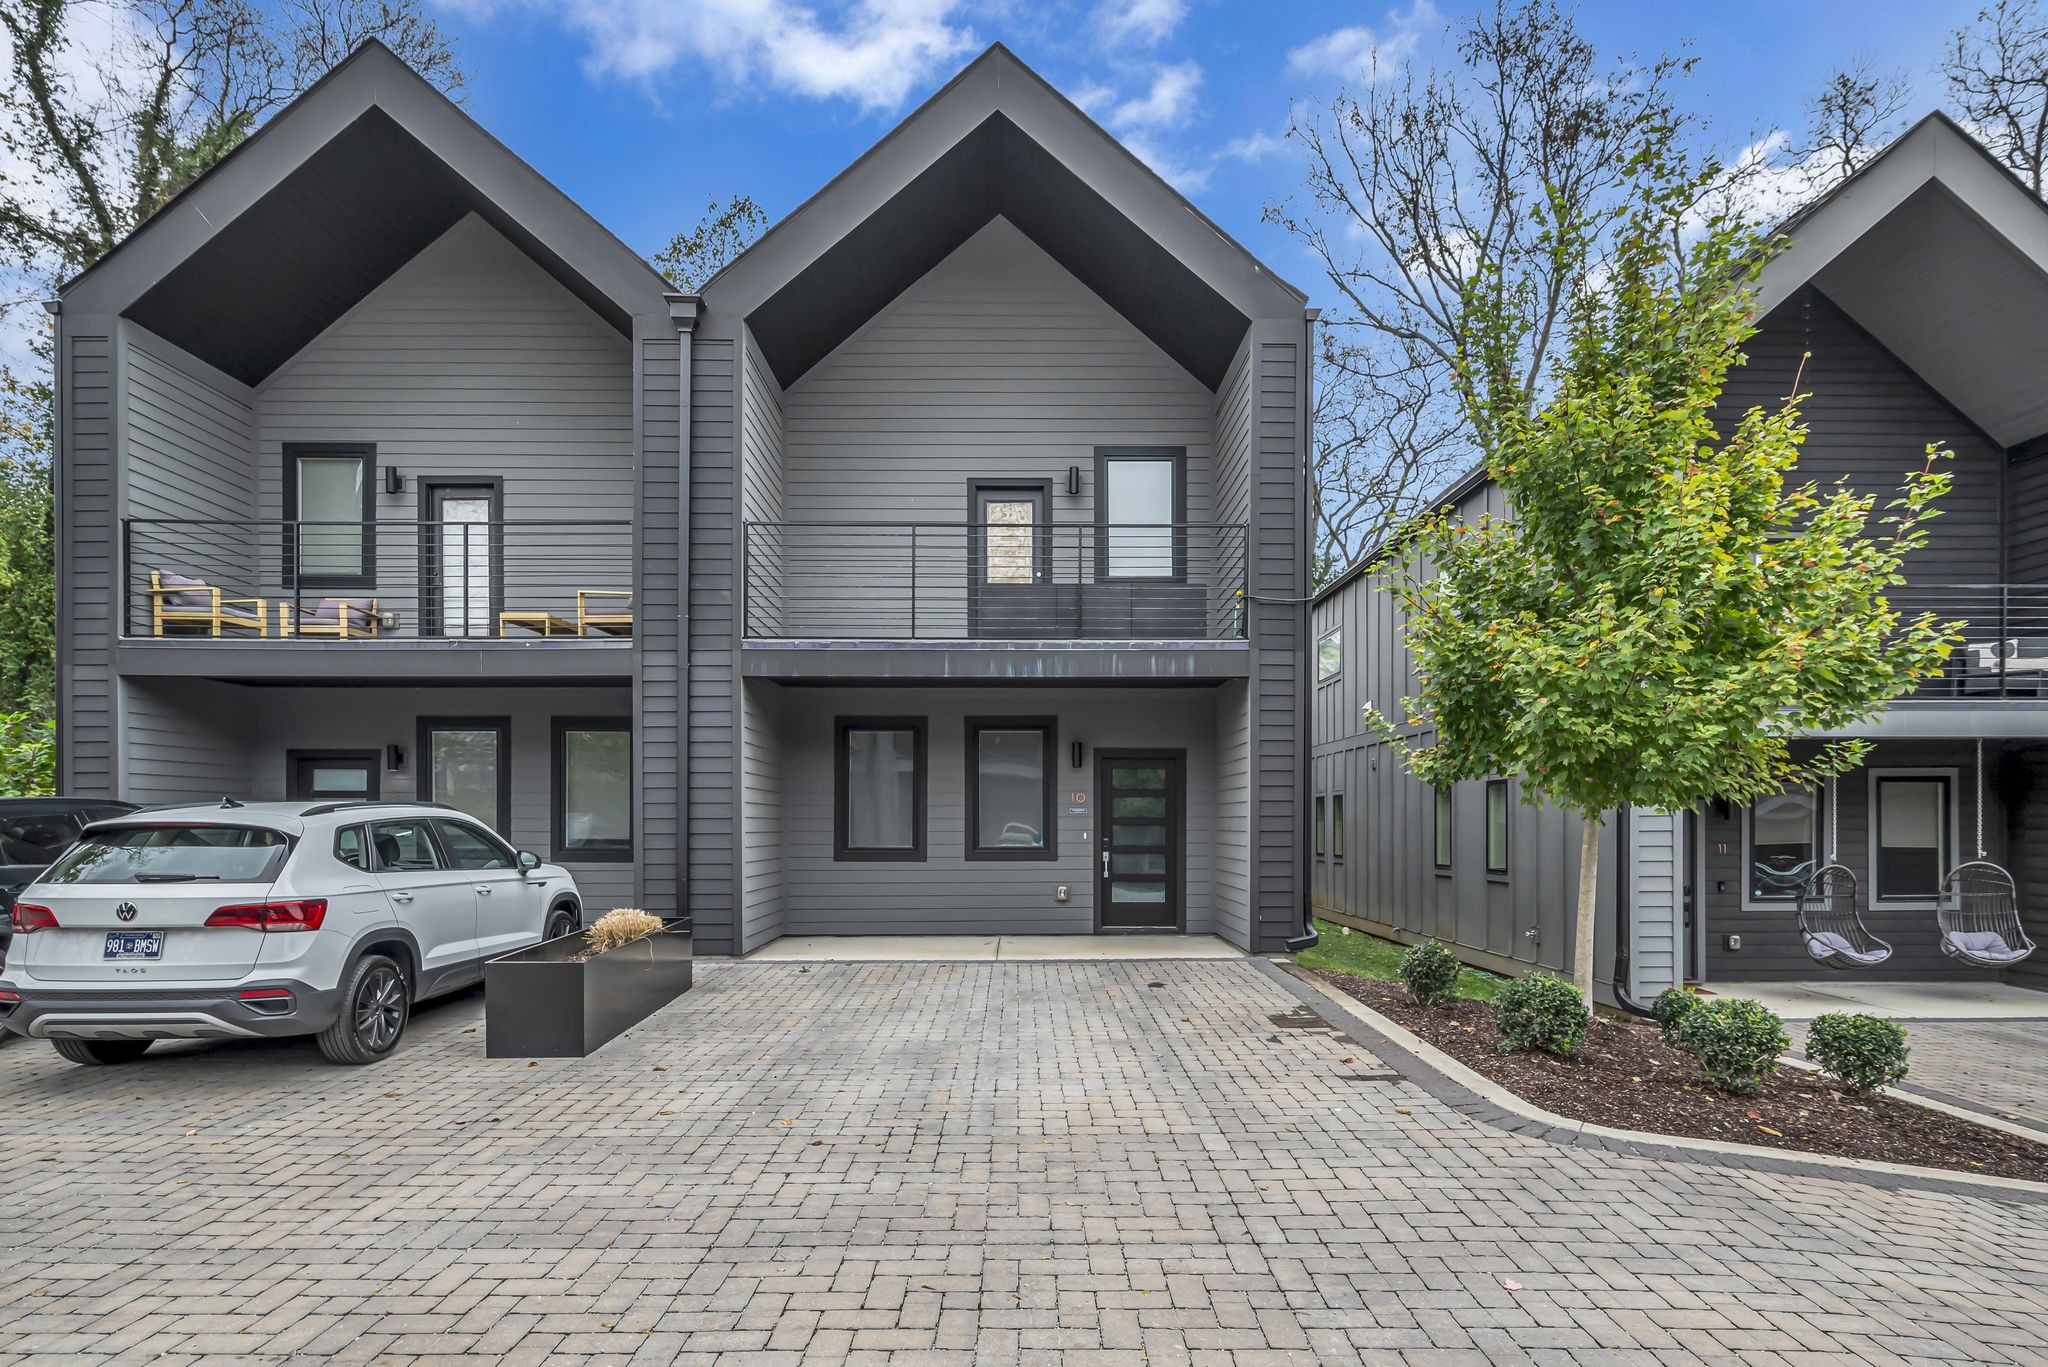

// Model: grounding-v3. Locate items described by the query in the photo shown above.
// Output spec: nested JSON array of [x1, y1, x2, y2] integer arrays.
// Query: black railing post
[[741, 521, 751, 640], [2001, 583, 2011, 698], [909, 525, 919, 640], [121, 518, 132, 637]]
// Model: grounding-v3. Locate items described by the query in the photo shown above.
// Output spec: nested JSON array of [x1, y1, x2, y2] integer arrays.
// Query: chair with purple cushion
[[577, 590, 632, 636], [282, 597, 380, 639], [147, 570, 268, 637]]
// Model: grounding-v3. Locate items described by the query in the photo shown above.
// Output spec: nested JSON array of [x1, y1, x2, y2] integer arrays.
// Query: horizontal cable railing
[[123, 519, 635, 641], [742, 521, 1248, 641], [1892, 583, 2048, 699]]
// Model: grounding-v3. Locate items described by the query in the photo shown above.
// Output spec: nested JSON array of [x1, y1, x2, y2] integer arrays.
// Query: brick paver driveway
[[4, 960, 2048, 1364], [1859, 1018, 2048, 1132]]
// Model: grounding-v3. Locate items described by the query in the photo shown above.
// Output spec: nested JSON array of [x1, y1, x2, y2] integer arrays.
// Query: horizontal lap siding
[[62, 328, 116, 795], [737, 333, 787, 950], [779, 687, 1218, 936], [638, 330, 682, 918], [1211, 340, 1254, 948], [688, 339, 737, 954], [1251, 335, 1304, 952]]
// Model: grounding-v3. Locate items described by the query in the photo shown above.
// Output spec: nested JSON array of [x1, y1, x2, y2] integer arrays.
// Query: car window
[[335, 825, 370, 871], [435, 820, 515, 871], [42, 825, 289, 884], [0, 812, 81, 865], [370, 820, 444, 873]]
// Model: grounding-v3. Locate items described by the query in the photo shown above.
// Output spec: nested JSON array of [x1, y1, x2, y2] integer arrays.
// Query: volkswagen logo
[[115, 902, 139, 922]]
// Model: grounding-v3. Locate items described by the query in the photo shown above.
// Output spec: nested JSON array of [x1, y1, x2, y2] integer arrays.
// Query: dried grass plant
[[585, 908, 664, 953]]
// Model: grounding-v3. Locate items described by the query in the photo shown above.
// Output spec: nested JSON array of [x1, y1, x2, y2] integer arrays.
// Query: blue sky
[[436, 0, 1981, 296]]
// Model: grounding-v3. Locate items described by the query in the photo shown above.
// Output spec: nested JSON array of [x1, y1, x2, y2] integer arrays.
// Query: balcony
[[742, 521, 1248, 644], [1895, 583, 2048, 700], [118, 518, 634, 680]]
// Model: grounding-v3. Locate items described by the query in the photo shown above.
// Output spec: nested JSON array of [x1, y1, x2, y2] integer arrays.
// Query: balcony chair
[[1961, 638, 2048, 695], [577, 590, 633, 636], [146, 570, 268, 637], [280, 598, 380, 639]]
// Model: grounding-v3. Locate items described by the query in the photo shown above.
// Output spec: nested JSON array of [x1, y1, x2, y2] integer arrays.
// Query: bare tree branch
[[1943, 0, 2048, 193]]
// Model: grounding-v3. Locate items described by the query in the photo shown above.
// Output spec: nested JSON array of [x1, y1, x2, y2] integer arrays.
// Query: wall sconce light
[[1071, 740, 1085, 769], [386, 744, 406, 771], [383, 467, 405, 496], [1065, 465, 1082, 496]]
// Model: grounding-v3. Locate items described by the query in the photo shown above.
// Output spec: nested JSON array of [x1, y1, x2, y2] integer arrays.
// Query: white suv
[[0, 801, 583, 1065]]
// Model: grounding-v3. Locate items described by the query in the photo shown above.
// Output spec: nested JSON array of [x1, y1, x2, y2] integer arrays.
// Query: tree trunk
[[1572, 814, 1603, 1010]]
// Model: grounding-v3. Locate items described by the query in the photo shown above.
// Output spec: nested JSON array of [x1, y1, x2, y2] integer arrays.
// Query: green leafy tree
[[0, 369, 55, 720], [653, 194, 768, 293], [0, 709, 56, 794], [1375, 130, 1958, 1008]]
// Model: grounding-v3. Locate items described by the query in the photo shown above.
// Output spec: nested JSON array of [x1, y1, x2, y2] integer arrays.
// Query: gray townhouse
[[48, 41, 1316, 956], [1314, 113, 2048, 1000]]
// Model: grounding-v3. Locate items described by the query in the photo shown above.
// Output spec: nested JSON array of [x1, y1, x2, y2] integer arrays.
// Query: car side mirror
[[517, 850, 541, 873]]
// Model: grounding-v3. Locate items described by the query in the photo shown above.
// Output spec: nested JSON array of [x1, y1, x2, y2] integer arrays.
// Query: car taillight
[[205, 899, 327, 932], [9, 903, 57, 933], [0, 990, 20, 1002]]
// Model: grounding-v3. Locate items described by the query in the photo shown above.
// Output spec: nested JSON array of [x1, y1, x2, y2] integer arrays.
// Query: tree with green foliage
[[653, 194, 768, 293], [0, 369, 55, 719], [1374, 129, 1959, 1009]]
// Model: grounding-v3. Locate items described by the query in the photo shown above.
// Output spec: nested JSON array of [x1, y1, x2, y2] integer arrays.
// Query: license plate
[[103, 931, 164, 961]]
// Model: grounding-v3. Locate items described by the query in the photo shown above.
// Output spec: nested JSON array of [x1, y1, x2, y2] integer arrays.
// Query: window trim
[[1433, 785, 1454, 872], [283, 442, 376, 591], [1317, 628, 1343, 683], [1331, 792, 1344, 863], [1741, 783, 1824, 911], [834, 717, 928, 862], [1485, 779, 1510, 876], [416, 716, 513, 835], [1867, 767, 1959, 908], [964, 716, 1058, 861], [551, 716, 633, 863], [1094, 447, 1187, 583], [285, 749, 381, 803]]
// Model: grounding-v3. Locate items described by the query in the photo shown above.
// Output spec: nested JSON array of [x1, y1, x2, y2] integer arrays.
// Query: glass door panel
[[1098, 756, 1181, 930]]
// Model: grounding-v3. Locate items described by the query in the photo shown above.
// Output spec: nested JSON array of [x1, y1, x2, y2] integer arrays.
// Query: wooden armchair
[[577, 590, 633, 636], [280, 598, 380, 639], [148, 570, 268, 637]]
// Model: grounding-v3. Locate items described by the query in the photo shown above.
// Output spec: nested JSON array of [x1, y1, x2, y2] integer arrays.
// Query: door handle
[[391, 892, 414, 904], [475, 885, 492, 895], [1102, 850, 1110, 877]]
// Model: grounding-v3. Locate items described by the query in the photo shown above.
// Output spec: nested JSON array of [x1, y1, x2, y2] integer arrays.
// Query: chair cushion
[[157, 572, 212, 609], [590, 595, 632, 616], [1947, 930, 2019, 959], [1805, 931, 1890, 966], [304, 598, 374, 630]]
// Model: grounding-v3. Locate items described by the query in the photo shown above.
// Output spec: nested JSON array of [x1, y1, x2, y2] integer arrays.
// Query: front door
[[288, 750, 380, 803], [422, 483, 499, 637], [969, 484, 1052, 637], [1096, 752, 1184, 931]]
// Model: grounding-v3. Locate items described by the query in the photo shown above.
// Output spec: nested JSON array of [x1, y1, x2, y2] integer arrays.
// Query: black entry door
[[421, 482, 500, 637], [288, 750, 381, 803], [969, 484, 1058, 637], [1096, 752, 1184, 931]]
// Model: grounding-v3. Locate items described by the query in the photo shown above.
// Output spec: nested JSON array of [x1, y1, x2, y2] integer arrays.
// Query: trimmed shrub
[[1806, 1013, 1909, 1095], [1493, 972, 1588, 1056], [1651, 987, 1699, 1047], [1676, 997, 1790, 1095], [1399, 940, 1462, 1008]]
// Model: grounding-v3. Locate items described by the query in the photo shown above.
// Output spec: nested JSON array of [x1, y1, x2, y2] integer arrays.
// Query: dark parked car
[[0, 797, 137, 967]]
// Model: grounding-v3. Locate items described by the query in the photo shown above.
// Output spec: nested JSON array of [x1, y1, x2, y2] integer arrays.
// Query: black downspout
[[1609, 804, 1653, 1016], [1287, 310, 1321, 954]]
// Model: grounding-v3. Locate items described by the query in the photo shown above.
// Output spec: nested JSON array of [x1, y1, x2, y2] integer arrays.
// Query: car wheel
[[318, 954, 409, 1065], [51, 1038, 152, 1066], [545, 906, 580, 941]]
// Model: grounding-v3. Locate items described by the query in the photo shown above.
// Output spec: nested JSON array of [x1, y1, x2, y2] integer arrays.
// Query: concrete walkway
[[2, 959, 2046, 1364], [1702, 976, 2048, 1021], [746, 933, 1244, 961]]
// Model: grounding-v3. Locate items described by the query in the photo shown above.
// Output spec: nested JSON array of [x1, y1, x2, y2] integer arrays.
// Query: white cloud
[[515, 0, 980, 113], [1096, 0, 1185, 48], [1287, 0, 1439, 80], [1118, 132, 1211, 191], [1109, 60, 1201, 131], [1219, 129, 1286, 163]]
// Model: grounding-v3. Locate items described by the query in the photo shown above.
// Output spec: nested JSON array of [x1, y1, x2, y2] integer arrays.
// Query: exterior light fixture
[[1066, 465, 1082, 496]]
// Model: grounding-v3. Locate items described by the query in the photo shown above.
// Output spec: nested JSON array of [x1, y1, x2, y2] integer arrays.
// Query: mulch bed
[[1312, 970, 2048, 1183]]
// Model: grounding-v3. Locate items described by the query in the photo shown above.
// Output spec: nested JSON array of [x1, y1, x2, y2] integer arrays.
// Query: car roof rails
[[296, 799, 459, 818]]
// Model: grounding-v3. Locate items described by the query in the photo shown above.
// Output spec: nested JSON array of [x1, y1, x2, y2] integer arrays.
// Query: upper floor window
[[285, 444, 374, 587], [1317, 628, 1343, 682], [1096, 449, 1183, 581]]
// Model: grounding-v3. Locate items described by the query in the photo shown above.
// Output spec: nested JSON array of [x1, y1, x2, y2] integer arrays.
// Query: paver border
[[1256, 957, 2048, 1203]]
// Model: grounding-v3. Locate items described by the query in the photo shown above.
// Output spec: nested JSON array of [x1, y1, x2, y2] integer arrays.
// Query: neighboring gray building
[[1315, 113, 2048, 999], [50, 41, 1316, 955]]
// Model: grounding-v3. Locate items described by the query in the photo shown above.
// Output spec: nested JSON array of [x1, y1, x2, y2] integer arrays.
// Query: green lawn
[[1295, 918, 1505, 1003]]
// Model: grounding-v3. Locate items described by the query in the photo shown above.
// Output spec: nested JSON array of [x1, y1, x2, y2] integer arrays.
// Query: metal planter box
[[483, 918, 693, 1058]]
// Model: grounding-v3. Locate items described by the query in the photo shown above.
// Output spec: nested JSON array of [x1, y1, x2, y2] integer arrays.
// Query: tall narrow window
[[286, 445, 373, 587], [418, 717, 510, 834], [1331, 793, 1345, 861], [1317, 629, 1343, 682], [1746, 786, 1818, 904], [966, 718, 1056, 859], [1314, 794, 1327, 859], [835, 718, 926, 861], [1097, 450, 1182, 580], [1873, 773, 1952, 902], [554, 718, 632, 861], [1485, 780, 1510, 874], [1434, 786, 1453, 870]]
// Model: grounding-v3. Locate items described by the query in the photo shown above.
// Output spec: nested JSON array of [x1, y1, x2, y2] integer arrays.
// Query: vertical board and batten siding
[[60, 324, 118, 795], [252, 214, 635, 626], [2010, 750, 2048, 993], [1722, 289, 2004, 581], [687, 336, 738, 954], [777, 686, 1218, 936], [1249, 329, 1306, 950], [636, 325, 684, 919], [735, 332, 787, 950], [119, 679, 637, 909]]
